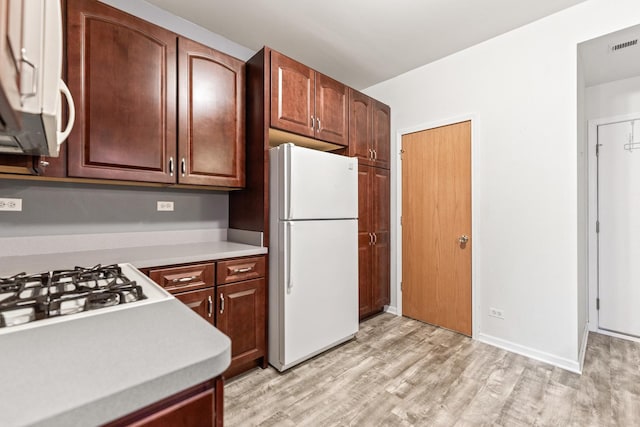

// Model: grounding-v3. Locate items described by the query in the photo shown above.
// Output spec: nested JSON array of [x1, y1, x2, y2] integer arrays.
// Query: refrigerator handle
[[286, 222, 293, 294], [285, 145, 292, 219]]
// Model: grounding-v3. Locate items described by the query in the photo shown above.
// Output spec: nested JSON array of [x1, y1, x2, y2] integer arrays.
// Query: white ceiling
[[145, 0, 587, 90], [580, 24, 640, 87]]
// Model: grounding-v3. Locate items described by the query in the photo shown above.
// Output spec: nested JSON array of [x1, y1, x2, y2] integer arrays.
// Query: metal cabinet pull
[[207, 296, 213, 317], [172, 275, 197, 283], [317, 118, 321, 131], [169, 157, 174, 176], [311, 116, 315, 129], [373, 233, 377, 245], [369, 233, 373, 245], [368, 148, 373, 159], [181, 158, 186, 177], [219, 293, 225, 314], [373, 149, 377, 160], [232, 267, 252, 274]]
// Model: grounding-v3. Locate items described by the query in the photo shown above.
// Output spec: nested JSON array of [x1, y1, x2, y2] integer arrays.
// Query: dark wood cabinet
[[64, 0, 244, 188], [349, 89, 390, 169], [174, 288, 216, 326], [217, 278, 266, 377], [178, 38, 245, 187], [105, 377, 223, 427], [0, 0, 23, 132], [66, 0, 177, 183], [358, 164, 390, 319], [145, 255, 267, 380], [270, 50, 348, 146]]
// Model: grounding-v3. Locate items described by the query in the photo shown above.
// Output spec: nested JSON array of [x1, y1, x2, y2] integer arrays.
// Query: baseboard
[[477, 333, 581, 374], [384, 305, 398, 315], [579, 324, 590, 372]]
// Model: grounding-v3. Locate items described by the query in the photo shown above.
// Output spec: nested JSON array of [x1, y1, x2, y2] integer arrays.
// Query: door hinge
[[400, 281, 403, 291], [596, 144, 599, 156], [400, 149, 405, 160], [596, 298, 600, 310], [596, 220, 600, 233], [400, 215, 403, 226]]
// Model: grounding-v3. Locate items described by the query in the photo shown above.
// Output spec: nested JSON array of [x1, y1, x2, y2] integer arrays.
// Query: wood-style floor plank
[[225, 314, 640, 426]]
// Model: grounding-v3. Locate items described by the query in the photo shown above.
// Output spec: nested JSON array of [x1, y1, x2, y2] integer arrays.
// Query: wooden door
[[372, 101, 391, 169], [372, 167, 390, 309], [315, 73, 348, 146], [217, 278, 266, 375], [174, 288, 215, 326], [178, 38, 245, 187], [66, 0, 177, 183], [348, 89, 372, 161], [357, 164, 373, 318], [402, 121, 472, 336], [270, 51, 314, 138], [0, 0, 22, 131]]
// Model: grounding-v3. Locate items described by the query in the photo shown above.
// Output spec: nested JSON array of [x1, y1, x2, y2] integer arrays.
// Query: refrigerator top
[[270, 144, 358, 221]]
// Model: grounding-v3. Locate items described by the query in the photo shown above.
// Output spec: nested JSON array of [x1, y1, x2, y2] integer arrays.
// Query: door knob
[[458, 235, 469, 244]]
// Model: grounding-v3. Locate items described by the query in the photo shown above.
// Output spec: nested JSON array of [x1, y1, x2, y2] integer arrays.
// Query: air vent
[[610, 39, 638, 53]]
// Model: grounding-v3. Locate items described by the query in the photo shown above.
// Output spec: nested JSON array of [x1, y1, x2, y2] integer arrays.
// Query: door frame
[[395, 114, 480, 338], [588, 113, 640, 343]]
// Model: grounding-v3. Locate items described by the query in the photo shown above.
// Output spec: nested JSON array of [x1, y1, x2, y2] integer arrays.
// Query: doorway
[[596, 118, 640, 338], [401, 120, 472, 336]]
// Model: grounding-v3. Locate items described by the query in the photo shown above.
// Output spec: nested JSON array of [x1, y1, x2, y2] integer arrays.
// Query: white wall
[[586, 75, 640, 119], [364, 0, 640, 371], [99, 0, 254, 60]]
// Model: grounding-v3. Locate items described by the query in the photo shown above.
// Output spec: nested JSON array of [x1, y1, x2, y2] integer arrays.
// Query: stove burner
[[0, 264, 146, 328]]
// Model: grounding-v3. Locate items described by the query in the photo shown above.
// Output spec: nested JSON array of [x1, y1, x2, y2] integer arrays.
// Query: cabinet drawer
[[149, 263, 215, 294], [216, 256, 265, 284]]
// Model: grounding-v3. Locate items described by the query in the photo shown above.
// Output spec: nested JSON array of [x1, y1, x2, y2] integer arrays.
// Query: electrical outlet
[[0, 198, 22, 211], [489, 307, 504, 319], [157, 201, 174, 212]]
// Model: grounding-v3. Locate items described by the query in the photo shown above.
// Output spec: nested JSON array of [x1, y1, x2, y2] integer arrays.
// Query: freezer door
[[273, 144, 358, 220], [277, 219, 358, 368]]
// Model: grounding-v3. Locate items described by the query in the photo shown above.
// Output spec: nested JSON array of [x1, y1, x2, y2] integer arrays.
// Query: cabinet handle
[[369, 233, 373, 245], [169, 157, 174, 176], [310, 115, 315, 129], [232, 267, 253, 274], [172, 275, 197, 283], [368, 148, 373, 159], [219, 293, 225, 314], [39, 160, 50, 168], [317, 118, 321, 131], [374, 150, 378, 160], [207, 296, 213, 317], [373, 233, 377, 245], [181, 157, 186, 177]]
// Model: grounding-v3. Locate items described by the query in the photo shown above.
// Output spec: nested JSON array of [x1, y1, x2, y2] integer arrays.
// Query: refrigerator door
[[274, 219, 358, 370], [273, 144, 358, 220]]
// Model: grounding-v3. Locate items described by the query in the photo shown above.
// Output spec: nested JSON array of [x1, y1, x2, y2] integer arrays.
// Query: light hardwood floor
[[225, 313, 640, 426]]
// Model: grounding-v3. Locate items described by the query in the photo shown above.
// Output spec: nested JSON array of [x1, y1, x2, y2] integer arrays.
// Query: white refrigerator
[[269, 143, 359, 371]]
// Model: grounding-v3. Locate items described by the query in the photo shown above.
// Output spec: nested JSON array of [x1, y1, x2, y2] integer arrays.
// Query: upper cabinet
[[65, 0, 245, 188], [271, 51, 348, 147], [0, 0, 24, 131], [178, 38, 245, 187], [348, 88, 390, 169]]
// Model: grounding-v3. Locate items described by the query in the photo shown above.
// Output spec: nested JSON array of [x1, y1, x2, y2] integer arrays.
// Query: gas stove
[[0, 263, 171, 333]]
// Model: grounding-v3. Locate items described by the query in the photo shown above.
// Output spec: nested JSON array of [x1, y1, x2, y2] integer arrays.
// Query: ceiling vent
[[609, 39, 638, 53]]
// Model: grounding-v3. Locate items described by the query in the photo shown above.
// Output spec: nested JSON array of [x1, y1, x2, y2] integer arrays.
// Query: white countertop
[[0, 240, 267, 276], [0, 298, 231, 427]]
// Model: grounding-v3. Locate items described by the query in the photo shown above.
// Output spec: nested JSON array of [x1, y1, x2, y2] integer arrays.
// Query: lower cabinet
[[216, 278, 266, 378], [104, 377, 222, 427], [145, 255, 267, 379]]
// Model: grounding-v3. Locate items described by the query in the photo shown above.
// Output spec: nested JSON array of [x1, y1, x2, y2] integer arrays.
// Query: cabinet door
[[349, 89, 372, 162], [372, 100, 391, 169], [270, 51, 314, 138], [372, 167, 390, 308], [66, 0, 177, 183], [315, 73, 347, 146], [358, 164, 373, 318], [0, 0, 22, 131], [216, 278, 265, 374], [174, 288, 215, 326], [178, 38, 245, 187]]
